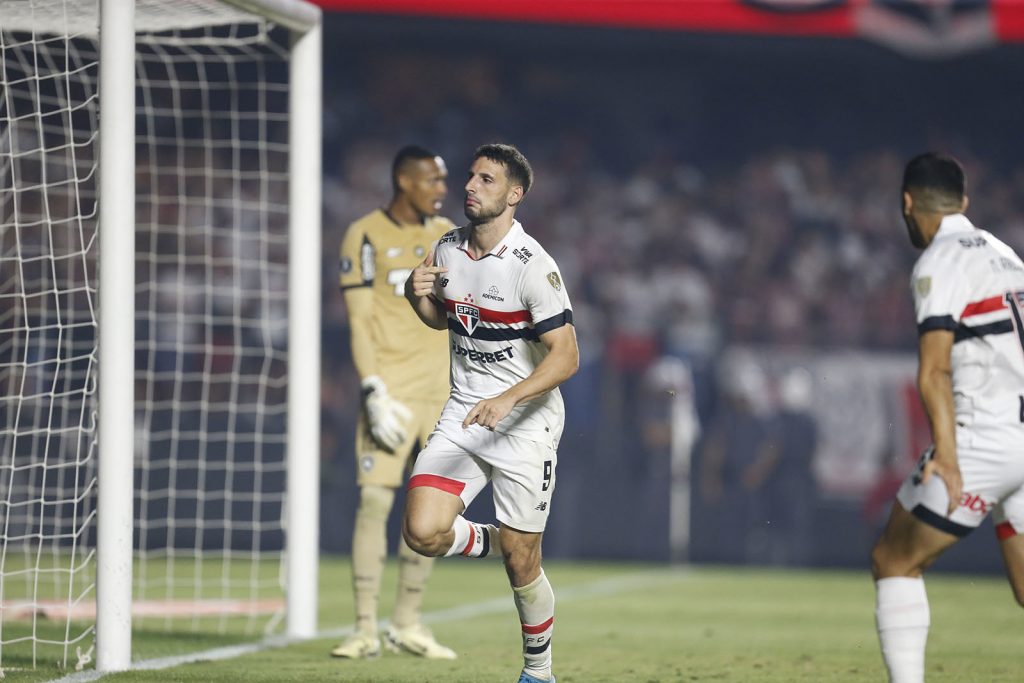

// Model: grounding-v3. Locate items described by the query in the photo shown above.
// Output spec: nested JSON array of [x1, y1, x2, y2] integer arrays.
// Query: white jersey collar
[[935, 213, 974, 237], [458, 219, 523, 260]]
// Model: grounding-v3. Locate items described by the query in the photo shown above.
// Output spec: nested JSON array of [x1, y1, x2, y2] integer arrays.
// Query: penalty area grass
[[16, 559, 1023, 682]]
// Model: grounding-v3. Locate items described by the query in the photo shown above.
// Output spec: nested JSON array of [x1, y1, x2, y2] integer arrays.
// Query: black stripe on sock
[[910, 504, 973, 538], [526, 639, 552, 655], [480, 525, 490, 558]]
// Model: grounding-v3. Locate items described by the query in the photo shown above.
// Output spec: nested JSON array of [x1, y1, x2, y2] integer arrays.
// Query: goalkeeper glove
[[361, 375, 413, 452]]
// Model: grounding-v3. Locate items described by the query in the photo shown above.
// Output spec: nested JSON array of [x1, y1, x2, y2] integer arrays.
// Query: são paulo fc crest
[[456, 302, 480, 335]]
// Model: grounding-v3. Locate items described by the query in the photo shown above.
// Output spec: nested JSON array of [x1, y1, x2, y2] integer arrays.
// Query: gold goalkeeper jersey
[[340, 209, 454, 400]]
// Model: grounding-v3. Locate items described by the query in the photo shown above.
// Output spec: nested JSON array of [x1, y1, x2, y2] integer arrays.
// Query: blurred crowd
[[10, 24, 1024, 565], [318, 45, 1024, 564]]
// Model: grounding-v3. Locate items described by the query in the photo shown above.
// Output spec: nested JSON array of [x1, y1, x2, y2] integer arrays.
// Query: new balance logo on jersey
[[534, 501, 547, 511], [456, 303, 480, 334]]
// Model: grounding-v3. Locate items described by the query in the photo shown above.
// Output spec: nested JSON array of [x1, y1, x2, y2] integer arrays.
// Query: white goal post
[[0, 0, 321, 674]]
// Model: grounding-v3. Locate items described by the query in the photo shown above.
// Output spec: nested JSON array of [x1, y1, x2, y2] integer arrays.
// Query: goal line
[[2, 599, 286, 622]]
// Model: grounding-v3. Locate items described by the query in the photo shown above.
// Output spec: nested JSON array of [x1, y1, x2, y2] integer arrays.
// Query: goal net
[[0, 0, 320, 673]]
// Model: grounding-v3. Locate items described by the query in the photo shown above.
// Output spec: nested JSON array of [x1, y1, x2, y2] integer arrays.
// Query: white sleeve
[[912, 247, 969, 334], [521, 256, 573, 336]]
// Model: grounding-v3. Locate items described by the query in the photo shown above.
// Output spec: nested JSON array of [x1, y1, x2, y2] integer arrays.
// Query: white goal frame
[[95, 0, 321, 671]]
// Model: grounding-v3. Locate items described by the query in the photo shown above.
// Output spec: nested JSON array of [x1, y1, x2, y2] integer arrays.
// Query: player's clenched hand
[[920, 446, 963, 516], [463, 393, 517, 431], [405, 249, 448, 298]]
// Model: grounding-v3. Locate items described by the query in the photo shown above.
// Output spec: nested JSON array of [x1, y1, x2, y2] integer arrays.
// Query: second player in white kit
[[871, 153, 1024, 683], [898, 212, 1024, 536], [403, 144, 578, 683]]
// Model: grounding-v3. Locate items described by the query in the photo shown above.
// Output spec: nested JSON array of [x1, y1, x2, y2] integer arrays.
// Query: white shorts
[[408, 415, 557, 533], [897, 424, 1024, 539]]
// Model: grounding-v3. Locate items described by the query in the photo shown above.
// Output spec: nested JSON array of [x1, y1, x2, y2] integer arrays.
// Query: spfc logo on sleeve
[[456, 302, 480, 335]]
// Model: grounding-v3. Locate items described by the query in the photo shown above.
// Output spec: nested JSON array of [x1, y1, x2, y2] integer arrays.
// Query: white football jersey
[[432, 220, 573, 447], [911, 213, 1024, 429]]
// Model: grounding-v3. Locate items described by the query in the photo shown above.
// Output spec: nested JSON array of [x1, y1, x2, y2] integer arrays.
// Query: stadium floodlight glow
[[0, 0, 321, 673]]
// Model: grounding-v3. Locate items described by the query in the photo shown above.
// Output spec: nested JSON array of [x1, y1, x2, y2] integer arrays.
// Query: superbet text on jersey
[[431, 220, 573, 448]]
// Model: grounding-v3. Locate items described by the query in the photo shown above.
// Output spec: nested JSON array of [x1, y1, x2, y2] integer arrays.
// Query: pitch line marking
[[43, 568, 685, 683]]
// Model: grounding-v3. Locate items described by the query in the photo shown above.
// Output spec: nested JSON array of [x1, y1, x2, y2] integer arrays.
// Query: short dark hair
[[902, 152, 965, 212], [392, 145, 438, 193], [473, 143, 533, 196]]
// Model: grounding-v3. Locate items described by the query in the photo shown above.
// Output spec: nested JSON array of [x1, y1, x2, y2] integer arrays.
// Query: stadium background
[[314, 1, 1024, 573]]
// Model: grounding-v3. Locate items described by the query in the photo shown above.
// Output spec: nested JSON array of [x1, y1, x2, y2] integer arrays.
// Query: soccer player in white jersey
[[871, 153, 1024, 683], [403, 143, 578, 683]]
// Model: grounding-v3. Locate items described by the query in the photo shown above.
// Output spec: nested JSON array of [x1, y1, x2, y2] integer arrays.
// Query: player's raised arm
[[463, 323, 578, 430], [916, 328, 961, 514], [404, 249, 448, 330]]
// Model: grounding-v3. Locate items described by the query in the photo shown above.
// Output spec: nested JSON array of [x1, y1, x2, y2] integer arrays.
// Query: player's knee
[[401, 515, 446, 557], [870, 536, 932, 579], [869, 541, 886, 580], [870, 539, 902, 580]]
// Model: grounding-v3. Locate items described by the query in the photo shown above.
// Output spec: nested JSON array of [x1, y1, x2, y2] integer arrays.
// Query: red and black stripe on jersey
[[918, 294, 1024, 347], [443, 298, 573, 342]]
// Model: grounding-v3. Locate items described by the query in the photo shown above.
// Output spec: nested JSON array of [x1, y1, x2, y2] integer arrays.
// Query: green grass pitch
[[6, 557, 1022, 682]]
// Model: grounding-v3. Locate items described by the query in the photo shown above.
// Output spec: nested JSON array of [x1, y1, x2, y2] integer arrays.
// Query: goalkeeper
[[333, 145, 456, 660]]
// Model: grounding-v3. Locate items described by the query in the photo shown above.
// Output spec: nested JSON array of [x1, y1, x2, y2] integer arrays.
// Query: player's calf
[[501, 528, 543, 587], [996, 522, 1024, 607]]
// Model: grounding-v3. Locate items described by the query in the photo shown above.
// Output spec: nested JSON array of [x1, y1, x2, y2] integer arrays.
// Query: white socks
[[514, 570, 555, 681], [875, 576, 930, 683], [443, 515, 499, 558]]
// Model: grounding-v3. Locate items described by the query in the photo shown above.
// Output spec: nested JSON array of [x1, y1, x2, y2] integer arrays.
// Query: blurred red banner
[[314, 0, 1024, 53]]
